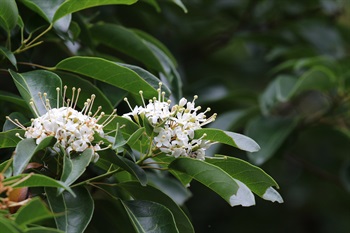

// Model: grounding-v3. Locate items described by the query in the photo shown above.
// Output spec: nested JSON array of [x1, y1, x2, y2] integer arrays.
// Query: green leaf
[[206, 156, 283, 203], [169, 0, 187, 13], [245, 116, 298, 165], [121, 200, 179, 233], [24, 227, 64, 233], [0, 46, 17, 68], [142, 0, 161, 12], [0, 0, 18, 32], [0, 218, 21, 233], [169, 157, 257, 207], [52, 0, 138, 22], [46, 186, 94, 233], [260, 67, 337, 115], [0, 129, 22, 148], [4, 173, 73, 195], [55, 56, 158, 99], [13, 137, 57, 176], [56, 71, 114, 113], [15, 197, 54, 227], [118, 182, 194, 232], [101, 152, 147, 186], [0, 91, 27, 108], [60, 148, 94, 188], [194, 128, 260, 153], [19, 0, 71, 31], [91, 24, 164, 72], [10, 70, 62, 116]]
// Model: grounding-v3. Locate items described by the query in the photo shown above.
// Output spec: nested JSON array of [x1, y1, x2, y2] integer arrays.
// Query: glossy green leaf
[[142, 0, 160, 12], [55, 56, 158, 99], [0, 160, 12, 178], [56, 71, 114, 113], [206, 156, 283, 203], [19, 0, 71, 31], [10, 70, 62, 116], [52, 0, 138, 22], [112, 123, 127, 149], [168, 157, 256, 207], [194, 128, 260, 153], [46, 186, 94, 233], [91, 24, 164, 72], [0, 46, 17, 68], [0, 129, 22, 148], [245, 116, 298, 165], [15, 197, 53, 227], [0, 91, 27, 108], [0, 0, 18, 32], [4, 173, 73, 194], [60, 148, 94, 188], [13, 137, 56, 175], [101, 152, 147, 186], [118, 181, 194, 232], [121, 200, 179, 233]]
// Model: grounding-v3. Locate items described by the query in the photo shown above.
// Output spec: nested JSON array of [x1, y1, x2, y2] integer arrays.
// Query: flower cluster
[[8, 86, 116, 158], [123, 83, 216, 160]]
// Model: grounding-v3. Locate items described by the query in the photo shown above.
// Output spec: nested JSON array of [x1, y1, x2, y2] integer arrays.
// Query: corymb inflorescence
[[7, 86, 117, 159]]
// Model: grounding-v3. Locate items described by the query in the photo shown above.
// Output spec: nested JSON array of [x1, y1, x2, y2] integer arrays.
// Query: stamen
[[96, 112, 105, 122], [63, 85, 67, 107], [162, 92, 165, 102], [15, 133, 24, 140], [157, 88, 161, 102], [102, 109, 117, 127], [83, 99, 91, 115], [124, 97, 133, 111], [88, 94, 96, 114], [45, 99, 51, 110], [98, 144, 112, 151], [5, 116, 26, 130], [38, 92, 46, 110], [29, 101, 40, 117], [139, 91, 146, 107], [200, 113, 217, 126], [192, 95, 198, 103], [70, 87, 76, 108], [92, 106, 102, 118], [73, 88, 81, 109], [56, 87, 60, 108], [66, 99, 71, 109]]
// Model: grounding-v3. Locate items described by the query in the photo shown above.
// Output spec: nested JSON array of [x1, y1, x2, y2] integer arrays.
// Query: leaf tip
[[262, 187, 283, 203]]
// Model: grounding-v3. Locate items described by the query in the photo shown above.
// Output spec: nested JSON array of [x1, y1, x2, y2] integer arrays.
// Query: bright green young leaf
[[0, 46, 17, 68], [56, 71, 114, 113], [0, 129, 22, 148], [13, 137, 56, 176], [91, 24, 164, 72], [245, 116, 298, 165], [10, 70, 62, 116], [4, 173, 73, 195], [55, 56, 158, 99], [169, 157, 257, 207], [194, 128, 260, 153], [121, 199, 179, 233], [0, 0, 18, 32], [52, 0, 138, 22], [46, 186, 94, 233], [206, 156, 283, 203], [0, 218, 20, 233], [15, 197, 54, 227], [60, 148, 94, 188], [118, 181, 194, 232]]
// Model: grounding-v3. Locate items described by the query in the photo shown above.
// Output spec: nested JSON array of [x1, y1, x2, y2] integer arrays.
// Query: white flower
[[123, 82, 217, 160], [8, 86, 116, 159]]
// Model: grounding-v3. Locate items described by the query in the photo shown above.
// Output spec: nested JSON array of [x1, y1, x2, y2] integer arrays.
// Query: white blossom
[[123, 83, 217, 160], [8, 86, 116, 160]]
